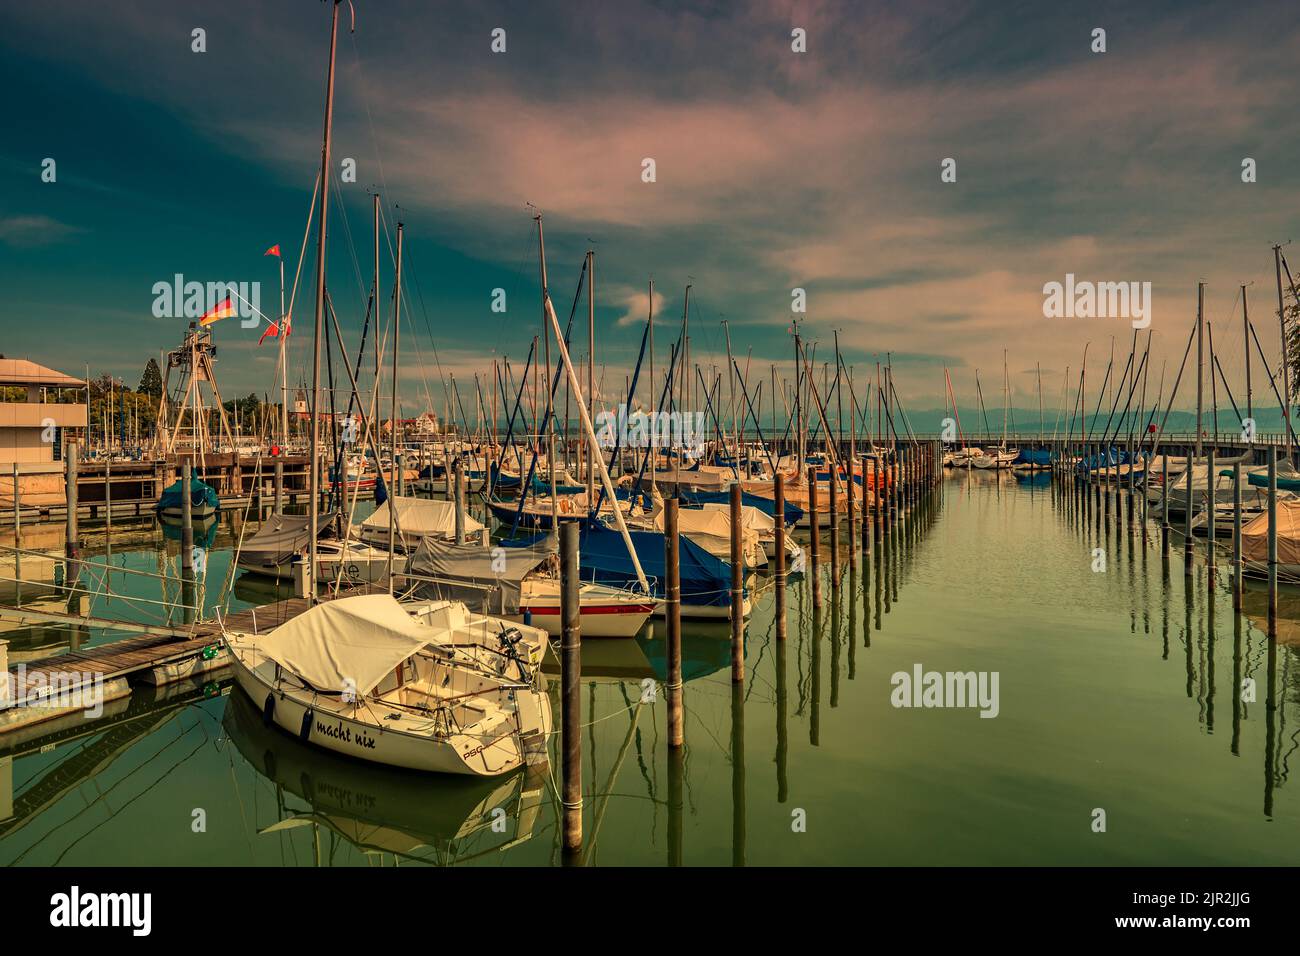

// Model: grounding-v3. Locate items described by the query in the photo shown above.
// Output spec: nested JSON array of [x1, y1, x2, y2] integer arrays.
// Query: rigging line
[[386, 219, 449, 417], [329, 167, 371, 303], [374, 206, 437, 411]]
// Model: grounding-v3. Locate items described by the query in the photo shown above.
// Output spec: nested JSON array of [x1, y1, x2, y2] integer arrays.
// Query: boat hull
[[226, 640, 550, 776]]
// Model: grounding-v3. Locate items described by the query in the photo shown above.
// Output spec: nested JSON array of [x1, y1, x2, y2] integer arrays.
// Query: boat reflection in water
[[221, 690, 546, 865]]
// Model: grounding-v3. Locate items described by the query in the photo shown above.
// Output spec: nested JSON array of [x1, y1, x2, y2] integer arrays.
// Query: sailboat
[[222, 593, 553, 776], [355, 495, 485, 550], [237, 512, 404, 585], [629, 491, 768, 568], [972, 353, 1018, 468], [402, 537, 654, 638]]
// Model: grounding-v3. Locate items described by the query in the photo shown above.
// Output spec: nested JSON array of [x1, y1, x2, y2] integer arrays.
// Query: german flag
[[199, 295, 237, 326]]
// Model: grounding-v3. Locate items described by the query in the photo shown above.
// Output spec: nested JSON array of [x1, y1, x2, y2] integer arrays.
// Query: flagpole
[[278, 253, 287, 449]]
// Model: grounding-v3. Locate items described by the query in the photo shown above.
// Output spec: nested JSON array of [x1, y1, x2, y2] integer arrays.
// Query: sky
[[2, 0, 1298, 429]]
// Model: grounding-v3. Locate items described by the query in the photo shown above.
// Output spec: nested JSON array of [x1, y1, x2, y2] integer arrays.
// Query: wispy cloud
[[0, 214, 83, 247], [2, 1, 1298, 407]]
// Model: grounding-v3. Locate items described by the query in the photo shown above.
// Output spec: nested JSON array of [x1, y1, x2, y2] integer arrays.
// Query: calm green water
[[2, 472, 1297, 866]]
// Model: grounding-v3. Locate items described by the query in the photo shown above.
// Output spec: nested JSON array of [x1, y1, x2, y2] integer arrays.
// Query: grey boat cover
[[240, 514, 316, 565], [405, 538, 553, 615]]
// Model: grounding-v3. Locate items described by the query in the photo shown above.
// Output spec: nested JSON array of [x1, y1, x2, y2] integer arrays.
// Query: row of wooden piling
[[556, 440, 943, 855], [1062, 439, 1284, 637]]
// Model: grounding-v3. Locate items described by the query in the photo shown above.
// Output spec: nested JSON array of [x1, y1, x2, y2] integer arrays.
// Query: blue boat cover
[[156, 476, 219, 514], [1012, 449, 1053, 466], [504, 519, 738, 608], [1075, 447, 1143, 473]]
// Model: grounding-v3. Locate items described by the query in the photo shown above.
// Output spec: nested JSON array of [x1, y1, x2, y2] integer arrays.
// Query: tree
[[139, 358, 163, 398]]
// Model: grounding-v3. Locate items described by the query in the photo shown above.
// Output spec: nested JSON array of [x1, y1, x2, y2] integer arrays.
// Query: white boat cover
[[661, 506, 733, 539], [1242, 497, 1300, 566], [258, 594, 432, 696], [361, 496, 484, 539], [700, 502, 775, 532]]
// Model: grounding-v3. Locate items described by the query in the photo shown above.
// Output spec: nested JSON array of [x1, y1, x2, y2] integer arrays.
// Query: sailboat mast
[[1037, 361, 1043, 444], [1001, 349, 1008, 450], [723, 318, 735, 457], [373, 193, 381, 381], [306, 0, 341, 603], [1196, 281, 1204, 457], [1243, 283, 1252, 422], [387, 222, 403, 587], [587, 248, 596, 501], [648, 279, 656, 492], [277, 249, 287, 448], [536, 215, 558, 536], [1275, 244, 1291, 457]]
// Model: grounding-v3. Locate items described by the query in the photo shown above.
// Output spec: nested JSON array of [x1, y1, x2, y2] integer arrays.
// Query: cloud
[[611, 284, 663, 327], [0, 215, 83, 247], [4, 1, 1299, 407]]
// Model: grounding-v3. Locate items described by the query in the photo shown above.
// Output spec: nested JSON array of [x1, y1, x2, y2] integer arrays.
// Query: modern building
[[0, 358, 87, 506]]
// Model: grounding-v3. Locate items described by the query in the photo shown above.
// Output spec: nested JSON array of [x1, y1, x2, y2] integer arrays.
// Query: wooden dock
[[0, 589, 371, 736]]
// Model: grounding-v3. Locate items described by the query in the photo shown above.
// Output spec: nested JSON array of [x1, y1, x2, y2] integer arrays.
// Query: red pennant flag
[[258, 320, 280, 345], [199, 295, 236, 326], [264, 244, 281, 258]]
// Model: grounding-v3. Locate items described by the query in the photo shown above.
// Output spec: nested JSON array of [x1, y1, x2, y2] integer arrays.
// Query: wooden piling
[[774, 474, 787, 642], [1206, 447, 1216, 584], [846, 457, 856, 569], [10, 463, 19, 546], [104, 458, 112, 535], [808, 465, 822, 609], [665, 497, 684, 745], [64, 440, 78, 560], [1161, 452, 1170, 558], [274, 459, 284, 514], [828, 465, 840, 592], [559, 520, 583, 854], [453, 459, 465, 544], [1184, 454, 1194, 575], [1268, 445, 1277, 636], [1104, 448, 1112, 522], [861, 455, 871, 552], [1232, 460, 1242, 611], [181, 459, 194, 576], [872, 458, 882, 545], [729, 482, 744, 683]]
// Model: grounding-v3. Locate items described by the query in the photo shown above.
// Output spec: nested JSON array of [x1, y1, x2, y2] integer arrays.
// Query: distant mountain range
[[895, 406, 1296, 439]]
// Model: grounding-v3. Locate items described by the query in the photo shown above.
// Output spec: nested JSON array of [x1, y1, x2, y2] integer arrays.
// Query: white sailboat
[[223, 593, 552, 776], [401, 538, 655, 639], [237, 513, 404, 585], [972, 353, 1017, 468]]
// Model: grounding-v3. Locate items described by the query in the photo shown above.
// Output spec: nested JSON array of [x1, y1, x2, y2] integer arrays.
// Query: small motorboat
[[156, 475, 220, 521]]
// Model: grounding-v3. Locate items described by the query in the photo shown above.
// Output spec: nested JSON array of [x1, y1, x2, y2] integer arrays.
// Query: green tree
[[138, 358, 163, 398]]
